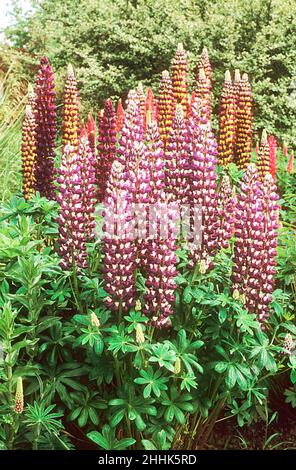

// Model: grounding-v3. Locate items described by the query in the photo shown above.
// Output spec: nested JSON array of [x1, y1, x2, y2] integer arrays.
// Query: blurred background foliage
[[1, 0, 296, 142]]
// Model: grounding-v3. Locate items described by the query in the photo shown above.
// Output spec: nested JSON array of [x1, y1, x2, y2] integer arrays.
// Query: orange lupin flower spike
[[234, 72, 253, 170], [14, 377, 24, 414], [195, 68, 211, 120], [196, 46, 212, 90], [171, 43, 188, 116], [257, 129, 270, 181], [268, 135, 277, 180], [62, 64, 79, 150], [283, 141, 288, 157], [218, 70, 236, 166], [287, 151, 294, 174], [158, 70, 174, 148], [22, 105, 37, 200], [115, 98, 125, 134]]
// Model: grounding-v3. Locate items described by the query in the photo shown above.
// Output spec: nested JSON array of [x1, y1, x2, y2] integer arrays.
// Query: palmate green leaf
[[124, 310, 148, 333], [149, 343, 176, 372], [134, 367, 169, 398], [87, 425, 135, 450], [106, 326, 137, 355], [161, 387, 193, 424]]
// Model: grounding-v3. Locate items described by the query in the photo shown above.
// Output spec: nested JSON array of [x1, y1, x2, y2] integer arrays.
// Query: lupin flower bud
[[282, 333, 295, 355], [86, 112, 96, 156], [287, 151, 294, 174], [22, 105, 37, 200], [196, 46, 212, 89], [257, 129, 270, 181], [174, 357, 181, 374], [136, 323, 145, 344], [34, 57, 57, 199], [234, 73, 253, 170], [14, 377, 24, 414], [158, 70, 174, 148], [171, 43, 188, 116], [283, 141, 288, 157], [115, 98, 125, 134], [90, 312, 100, 328], [194, 68, 211, 120], [103, 160, 137, 313], [218, 70, 236, 166], [62, 64, 79, 151], [57, 138, 95, 269], [96, 98, 117, 202], [165, 104, 190, 205], [268, 134, 277, 180]]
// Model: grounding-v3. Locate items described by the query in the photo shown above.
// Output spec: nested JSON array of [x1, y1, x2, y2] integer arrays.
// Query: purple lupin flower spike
[[188, 98, 218, 266], [103, 160, 137, 313], [141, 117, 178, 328], [216, 175, 236, 250], [34, 57, 57, 199], [165, 103, 190, 206], [247, 173, 279, 323], [232, 164, 278, 324], [79, 136, 96, 239], [56, 137, 96, 270], [57, 145, 87, 270]]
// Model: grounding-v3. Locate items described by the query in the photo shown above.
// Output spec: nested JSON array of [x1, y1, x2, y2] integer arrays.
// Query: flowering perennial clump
[[218, 70, 235, 166], [234, 73, 253, 170], [171, 42, 188, 116], [22, 105, 37, 200], [62, 64, 79, 150], [34, 57, 57, 199]]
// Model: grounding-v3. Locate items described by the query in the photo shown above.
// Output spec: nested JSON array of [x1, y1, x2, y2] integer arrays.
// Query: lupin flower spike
[[158, 70, 174, 148], [103, 160, 137, 313], [57, 138, 95, 269], [14, 377, 24, 414], [22, 105, 37, 200], [62, 64, 79, 151], [234, 73, 253, 170], [137, 82, 146, 125], [287, 151, 294, 174], [257, 129, 270, 181], [194, 67, 211, 120], [283, 141, 288, 157], [195, 46, 212, 89], [216, 175, 236, 250], [218, 70, 235, 166], [86, 112, 96, 155], [268, 134, 277, 180], [34, 57, 57, 199], [171, 43, 188, 116], [96, 98, 117, 202], [115, 98, 125, 134]]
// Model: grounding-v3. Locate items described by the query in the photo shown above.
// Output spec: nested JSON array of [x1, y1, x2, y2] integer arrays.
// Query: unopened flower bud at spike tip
[[136, 323, 145, 344], [261, 129, 268, 145], [67, 63, 74, 77], [199, 67, 206, 81], [174, 357, 181, 374], [234, 69, 241, 82], [177, 42, 184, 52], [225, 70, 232, 82], [14, 377, 24, 414], [90, 312, 100, 328]]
